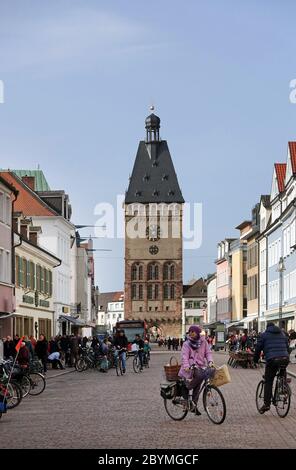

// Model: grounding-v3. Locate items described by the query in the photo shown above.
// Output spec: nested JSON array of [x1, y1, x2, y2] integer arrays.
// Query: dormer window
[[135, 190, 142, 197], [168, 190, 175, 196], [152, 190, 159, 197], [143, 174, 150, 182], [162, 174, 169, 181], [152, 160, 158, 167]]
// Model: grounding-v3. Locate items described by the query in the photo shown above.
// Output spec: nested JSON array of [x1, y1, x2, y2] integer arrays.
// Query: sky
[[1, 0, 296, 291]]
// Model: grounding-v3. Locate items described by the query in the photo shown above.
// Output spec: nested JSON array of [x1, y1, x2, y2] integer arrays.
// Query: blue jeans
[[115, 351, 126, 370]]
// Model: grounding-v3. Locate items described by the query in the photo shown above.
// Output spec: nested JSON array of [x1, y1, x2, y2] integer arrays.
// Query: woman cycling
[[179, 325, 215, 415]]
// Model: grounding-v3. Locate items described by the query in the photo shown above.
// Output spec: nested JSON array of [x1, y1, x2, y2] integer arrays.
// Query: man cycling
[[254, 322, 290, 414], [113, 329, 128, 374], [134, 334, 145, 371]]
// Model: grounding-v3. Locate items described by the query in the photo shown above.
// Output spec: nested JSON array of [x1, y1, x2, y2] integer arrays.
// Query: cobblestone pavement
[[1, 350, 296, 449]]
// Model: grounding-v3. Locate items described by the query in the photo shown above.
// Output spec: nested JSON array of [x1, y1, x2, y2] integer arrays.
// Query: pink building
[[0, 176, 18, 337], [216, 239, 235, 323]]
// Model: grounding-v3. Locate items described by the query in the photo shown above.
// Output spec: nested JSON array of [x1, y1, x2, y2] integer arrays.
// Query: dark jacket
[[135, 338, 144, 350], [4, 340, 15, 359], [18, 346, 30, 366], [114, 335, 128, 349], [35, 339, 48, 359], [254, 325, 289, 363]]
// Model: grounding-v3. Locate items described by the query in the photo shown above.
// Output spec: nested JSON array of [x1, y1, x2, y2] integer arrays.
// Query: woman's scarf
[[187, 337, 201, 350]]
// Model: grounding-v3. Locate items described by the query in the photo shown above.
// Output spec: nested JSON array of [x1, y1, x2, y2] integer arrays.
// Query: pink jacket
[[178, 337, 213, 380]]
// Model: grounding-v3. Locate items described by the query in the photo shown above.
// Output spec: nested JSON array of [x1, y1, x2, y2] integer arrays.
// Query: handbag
[[210, 364, 231, 387], [164, 356, 181, 381]]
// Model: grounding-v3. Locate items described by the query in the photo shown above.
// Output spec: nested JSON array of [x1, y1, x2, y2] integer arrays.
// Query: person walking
[[113, 329, 128, 374], [35, 334, 48, 374], [254, 322, 290, 414], [3, 336, 15, 359]]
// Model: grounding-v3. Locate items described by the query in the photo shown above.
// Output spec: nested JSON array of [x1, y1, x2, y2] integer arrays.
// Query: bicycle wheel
[[115, 356, 120, 376], [133, 356, 140, 373], [28, 373, 46, 396], [5, 382, 23, 409], [255, 380, 265, 413], [119, 356, 124, 376], [275, 381, 291, 418], [75, 358, 86, 372], [164, 384, 188, 421], [19, 375, 31, 398], [203, 384, 226, 424]]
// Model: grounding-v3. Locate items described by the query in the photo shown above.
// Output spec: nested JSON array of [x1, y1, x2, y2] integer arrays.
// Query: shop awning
[[58, 315, 86, 326], [227, 321, 245, 329]]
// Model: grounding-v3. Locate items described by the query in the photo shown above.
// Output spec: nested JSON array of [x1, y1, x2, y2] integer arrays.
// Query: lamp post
[[277, 256, 286, 330]]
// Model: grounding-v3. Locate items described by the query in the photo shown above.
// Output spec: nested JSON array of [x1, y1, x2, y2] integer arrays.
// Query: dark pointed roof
[[125, 141, 184, 204], [145, 113, 160, 129]]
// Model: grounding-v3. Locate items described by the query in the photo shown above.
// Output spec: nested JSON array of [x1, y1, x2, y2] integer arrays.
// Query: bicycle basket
[[160, 383, 176, 400], [164, 356, 181, 381]]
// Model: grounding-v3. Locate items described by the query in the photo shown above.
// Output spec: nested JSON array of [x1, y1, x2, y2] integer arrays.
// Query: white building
[[206, 274, 217, 325], [96, 291, 124, 333], [182, 278, 207, 336]]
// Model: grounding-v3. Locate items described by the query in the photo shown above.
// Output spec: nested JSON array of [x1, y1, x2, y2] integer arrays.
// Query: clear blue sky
[[1, 0, 296, 291]]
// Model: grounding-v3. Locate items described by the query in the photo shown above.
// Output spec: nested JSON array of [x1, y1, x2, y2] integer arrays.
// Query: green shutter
[[40, 267, 44, 293], [27, 260, 30, 289], [30, 262, 35, 290], [49, 270, 53, 297]]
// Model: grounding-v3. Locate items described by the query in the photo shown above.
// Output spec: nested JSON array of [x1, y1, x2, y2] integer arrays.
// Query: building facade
[[0, 176, 18, 337], [206, 274, 217, 326], [124, 112, 184, 338], [13, 214, 61, 339], [216, 239, 234, 324], [182, 278, 207, 336]]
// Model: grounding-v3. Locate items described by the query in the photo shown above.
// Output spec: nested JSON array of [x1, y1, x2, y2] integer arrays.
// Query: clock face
[[146, 224, 161, 241], [149, 245, 159, 255]]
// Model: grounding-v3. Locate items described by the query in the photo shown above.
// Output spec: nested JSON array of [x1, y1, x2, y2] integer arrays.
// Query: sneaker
[[259, 404, 270, 414]]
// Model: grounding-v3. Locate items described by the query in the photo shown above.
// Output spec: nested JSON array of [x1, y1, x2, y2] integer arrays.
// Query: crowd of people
[[225, 328, 296, 354], [2, 330, 152, 374]]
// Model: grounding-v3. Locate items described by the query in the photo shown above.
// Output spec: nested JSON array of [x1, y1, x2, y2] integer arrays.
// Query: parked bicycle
[[256, 365, 292, 418], [161, 364, 226, 424], [1, 360, 46, 397]]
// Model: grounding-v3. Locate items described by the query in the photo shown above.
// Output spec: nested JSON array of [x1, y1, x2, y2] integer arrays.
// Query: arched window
[[163, 263, 169, 280], [170, 284, 175, 300], [155, 265, 159, 280], [132, 265, 137, 281], [139, 265, 143, 280], [170, 264, 175, 280], [139, 284, 143, 300], [148, 285, 153, 300], [131, 284, 137, 299], [164, 284, 169, 300], [155, 284, 159, 300], [148, 264, 153, 281]]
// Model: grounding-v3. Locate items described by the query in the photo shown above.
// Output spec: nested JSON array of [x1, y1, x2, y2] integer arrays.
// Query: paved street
[[1, 350, 296, 449]]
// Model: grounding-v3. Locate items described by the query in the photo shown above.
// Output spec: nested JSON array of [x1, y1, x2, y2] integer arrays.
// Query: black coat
[[114, 335, 128, 349], [4, 340, 15, 359], [254, 325, 289, 363], [35, 339, 48, 359]]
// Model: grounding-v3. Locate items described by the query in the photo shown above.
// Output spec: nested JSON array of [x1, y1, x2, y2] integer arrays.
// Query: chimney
[[22, 176, 35, 191], [29, 232, 38, 245], [20, 224, 29, 239]]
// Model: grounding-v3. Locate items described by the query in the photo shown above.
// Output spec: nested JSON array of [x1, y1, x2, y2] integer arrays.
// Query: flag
[[15, 336, 25, 353]]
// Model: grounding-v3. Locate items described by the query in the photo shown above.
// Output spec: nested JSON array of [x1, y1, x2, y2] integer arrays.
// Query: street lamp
[[277, 256, 286, 330]]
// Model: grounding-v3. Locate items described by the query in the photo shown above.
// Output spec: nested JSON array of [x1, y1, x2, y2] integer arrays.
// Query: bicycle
[[3, 360, 46, 397], [114, 348, 127, 376], [256, 363, 291, 418], [133, 350, 149, 373], [161, 365, 226, 425]]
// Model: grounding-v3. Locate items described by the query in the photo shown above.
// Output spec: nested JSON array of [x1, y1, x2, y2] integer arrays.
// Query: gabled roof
[[97, 291, 124, 311], [288, 142, 296, 174], [12, 170, 51, 191], [125, 141, 184, 204], [0, 171, 57, 217], [274, 163, 286, 193], [183, 278, 207, 298]]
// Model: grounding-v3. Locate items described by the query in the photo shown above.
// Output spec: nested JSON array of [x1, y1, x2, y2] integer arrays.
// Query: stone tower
[[124, 111, 184, 338]]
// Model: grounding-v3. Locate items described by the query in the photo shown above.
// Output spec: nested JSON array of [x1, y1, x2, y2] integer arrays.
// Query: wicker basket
[[210, 364, 231, 387], [164, 356, 181, 381]]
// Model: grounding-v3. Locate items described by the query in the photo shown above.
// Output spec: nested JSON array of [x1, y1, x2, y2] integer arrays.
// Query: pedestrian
[[23, 335, 34, 361], [35, 334, 48, 373], [48, 351, 65, 370], [3, 335, 14, 359], [29, 335, 37, 349], [17, 342, 30, 369], [82, 336, 88, 348], [70, 334, 79, 367], [167, 337, 172, 351]]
